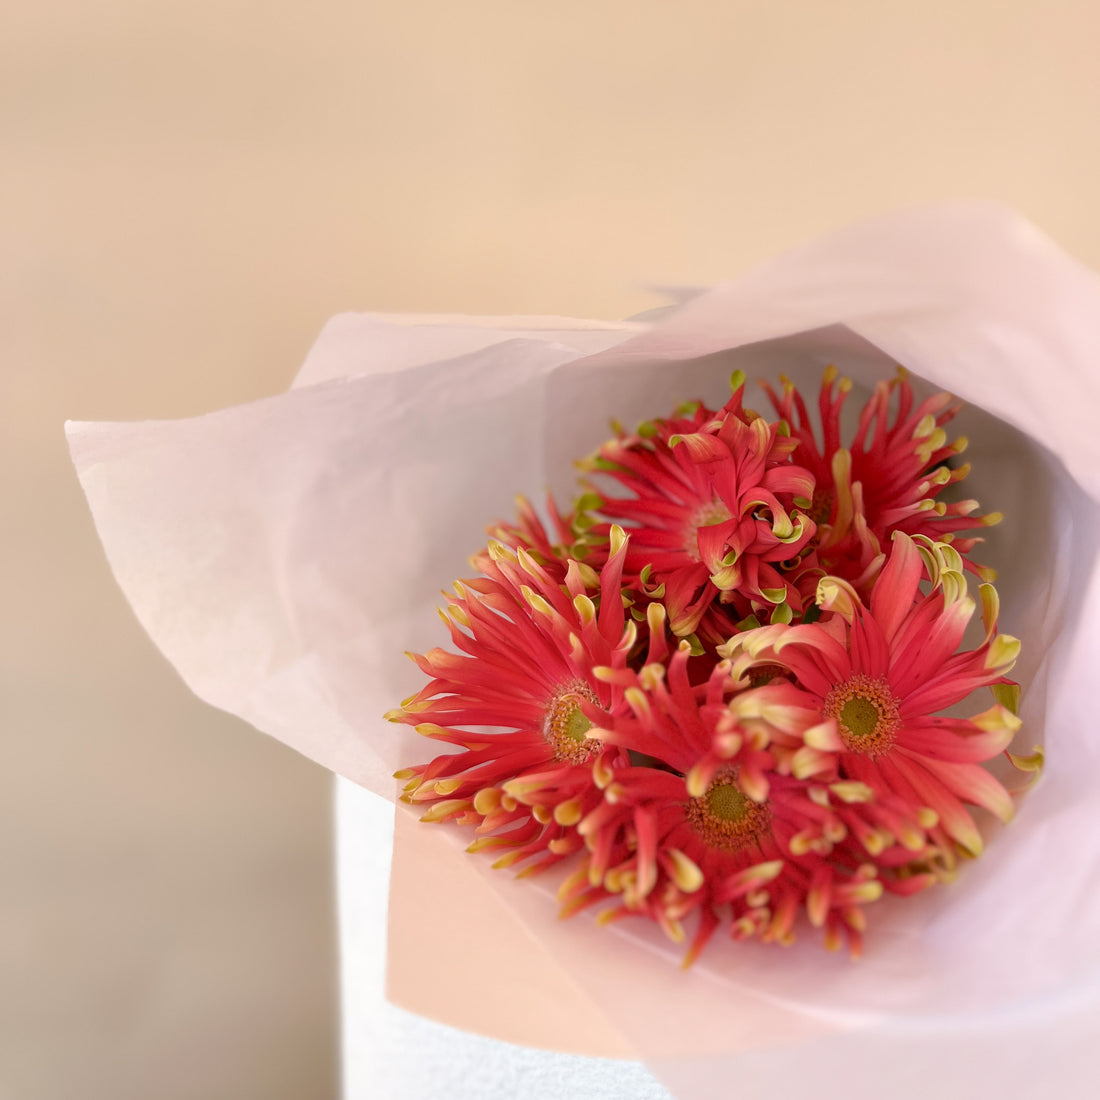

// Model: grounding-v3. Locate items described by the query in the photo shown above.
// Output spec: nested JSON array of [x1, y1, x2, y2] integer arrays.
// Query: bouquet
[[388, 363, 1031, 964], [69, 202, 1100, 1099]]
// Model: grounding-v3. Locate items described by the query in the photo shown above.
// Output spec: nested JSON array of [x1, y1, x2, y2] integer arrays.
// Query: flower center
[[824, 674, 900, 755], [747, 662, 786, 687], [686, 774, 770, 853], [685, 499, 732, 562], [809, 486, 836, 526], [543, 682, 600, 764]]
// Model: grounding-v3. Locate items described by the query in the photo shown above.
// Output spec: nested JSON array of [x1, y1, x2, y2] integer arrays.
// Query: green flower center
[[687, 775, 770, 853], [707, 782, 751, 821], [839, 696, 881, 739], [544, 682, 600, 764], [563, 707, 593, 743], [747, 662, 786, 688], [825, 674, 900, 755]]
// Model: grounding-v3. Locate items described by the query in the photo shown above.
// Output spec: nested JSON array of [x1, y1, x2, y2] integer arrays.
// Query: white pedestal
[[335, 778, 672, 1100]]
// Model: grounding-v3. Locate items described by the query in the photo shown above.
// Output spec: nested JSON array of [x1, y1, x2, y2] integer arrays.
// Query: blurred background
[[4, 2, 1100, 1097]]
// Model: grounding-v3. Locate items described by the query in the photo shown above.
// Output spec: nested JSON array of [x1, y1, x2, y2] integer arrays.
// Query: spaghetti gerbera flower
[[762, 367, 1001, 587], [562, 639, 903, 962], [386, 526, 642, 874], [578, 375, 817, 638], [483, 492, 589, 583], [721, 531, 1024, 858]]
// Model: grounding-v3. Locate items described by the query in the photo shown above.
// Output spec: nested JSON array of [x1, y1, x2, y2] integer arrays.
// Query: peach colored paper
[[69, 203, 1100, 1098]]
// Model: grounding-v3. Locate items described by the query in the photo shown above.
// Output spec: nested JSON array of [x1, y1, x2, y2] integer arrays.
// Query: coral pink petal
[[869, 532, 924, 642]]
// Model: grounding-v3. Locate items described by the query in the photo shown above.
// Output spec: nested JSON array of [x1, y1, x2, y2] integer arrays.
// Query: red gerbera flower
[[484, 493, 588, 583], [562, 642, 916, 962], [722, 531, 1023, 858], [578, 375, 817, 639], [762, 367, 1001, 587], [387, 526, 642, 874]]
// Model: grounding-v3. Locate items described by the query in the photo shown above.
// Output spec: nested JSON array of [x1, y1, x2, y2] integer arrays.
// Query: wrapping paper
[[69, 202, 1100, 1098]]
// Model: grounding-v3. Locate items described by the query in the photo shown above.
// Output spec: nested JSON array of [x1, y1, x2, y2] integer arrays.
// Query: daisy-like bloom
[[721, 531, 1024, 859], [387, 526, 643, 875], [484, 493, 589, 582], [761, 367, 1001, 587], [561, 635, 912, 963], [577, 375, 817, 639]]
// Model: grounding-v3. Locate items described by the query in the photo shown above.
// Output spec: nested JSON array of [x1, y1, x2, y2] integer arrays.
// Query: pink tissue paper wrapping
[[69, 202, 1100, 1099]]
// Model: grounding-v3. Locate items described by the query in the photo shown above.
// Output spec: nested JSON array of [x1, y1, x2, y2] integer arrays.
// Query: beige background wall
[[5, 3, 1100, 1098]]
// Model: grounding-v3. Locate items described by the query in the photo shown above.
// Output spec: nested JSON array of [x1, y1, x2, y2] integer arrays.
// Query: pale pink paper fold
[[69, 202, 1100, 1099]]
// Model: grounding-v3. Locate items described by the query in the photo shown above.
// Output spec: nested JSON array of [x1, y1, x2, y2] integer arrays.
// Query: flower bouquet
[[388, 360, 1028, 965], [69, 202, 1100, 1099]]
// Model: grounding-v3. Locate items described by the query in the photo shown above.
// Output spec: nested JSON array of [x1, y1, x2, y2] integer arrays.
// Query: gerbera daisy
[[562, 640, 922, 962], [483, 492, 589, 583], [577, 375, 817, 639], [761, 367, 1000, 586], [721, 531, 1023, 858], [386, 526, 642, 874]]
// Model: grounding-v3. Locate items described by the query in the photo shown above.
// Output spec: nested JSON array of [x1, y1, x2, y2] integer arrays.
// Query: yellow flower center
[[686, 774, 770, 853], [824, 674, 900, 755], [543, 682, 600, 764]]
